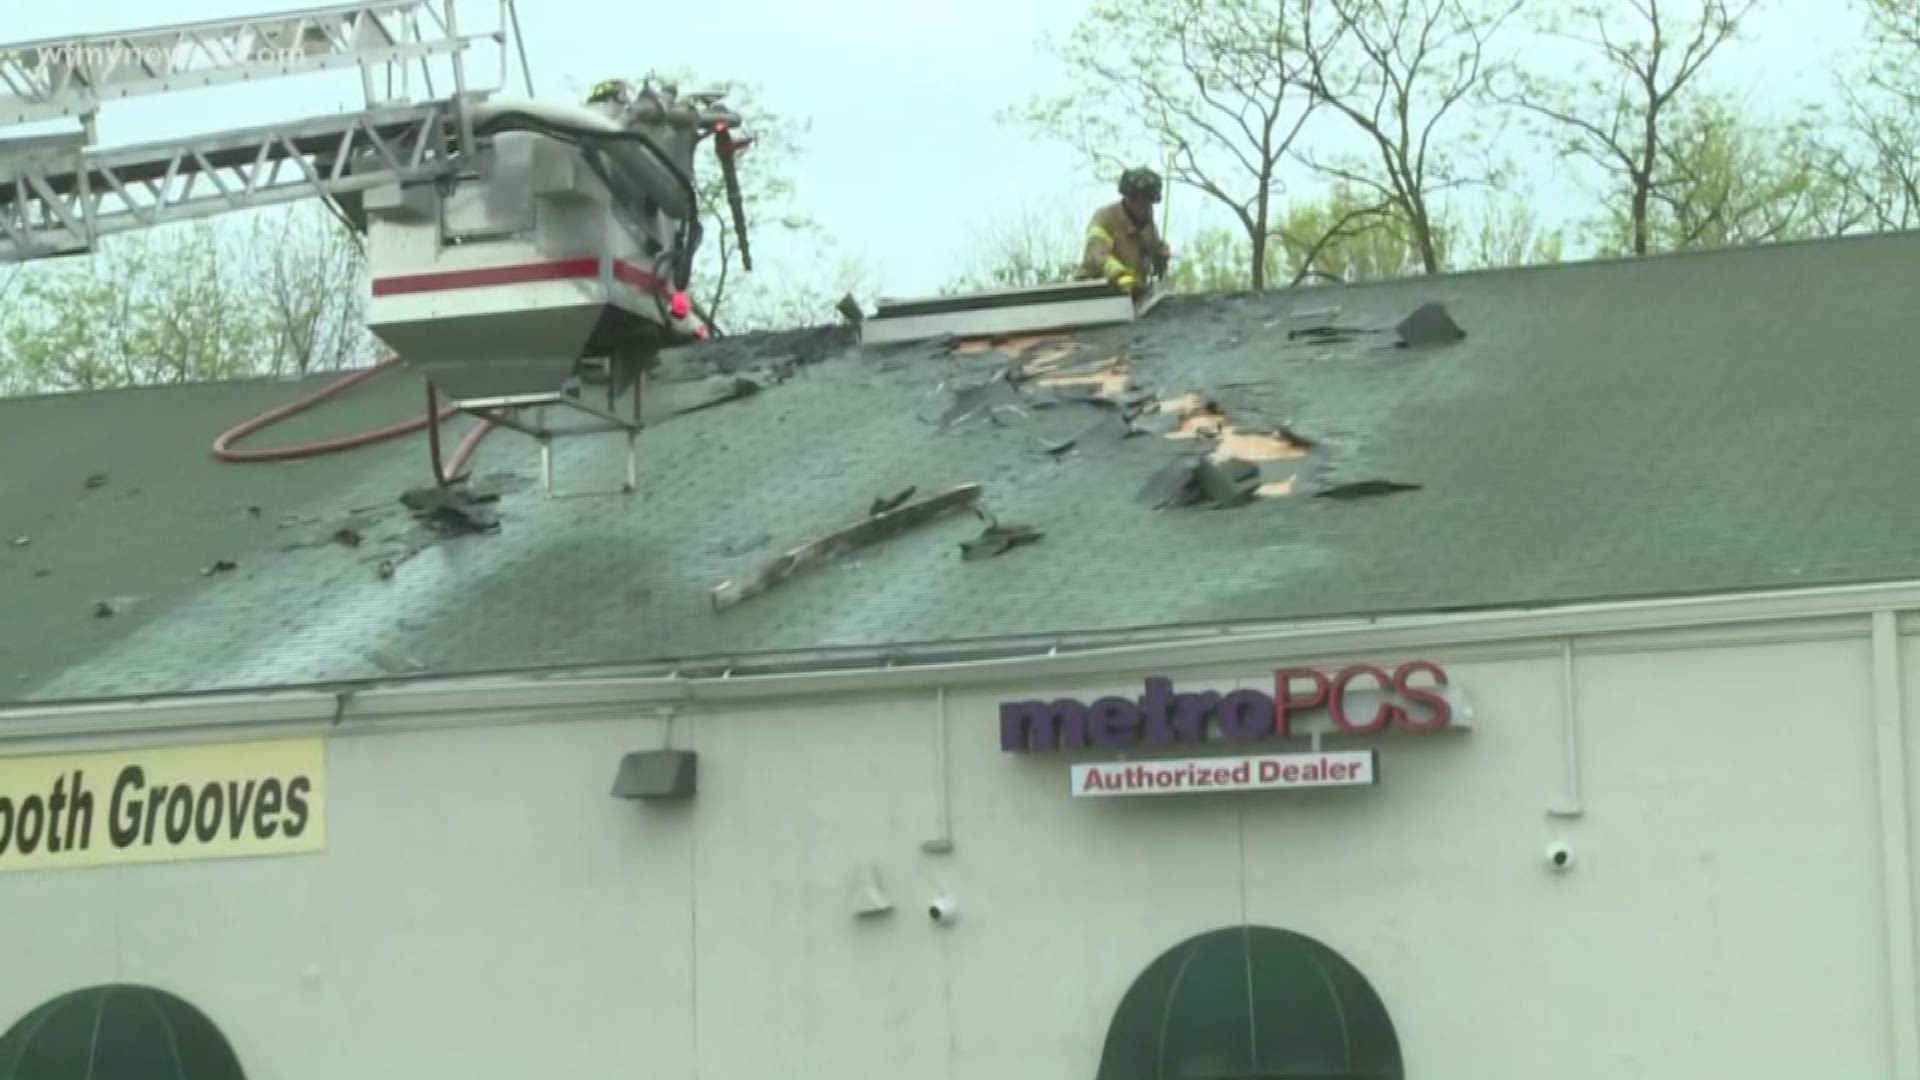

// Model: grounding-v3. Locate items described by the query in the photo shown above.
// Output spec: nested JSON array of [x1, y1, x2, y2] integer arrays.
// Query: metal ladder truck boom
[[0, 0, 758, 497]]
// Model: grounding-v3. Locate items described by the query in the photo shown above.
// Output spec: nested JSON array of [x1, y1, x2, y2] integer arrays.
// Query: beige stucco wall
[[0, 608, 1913, 1080]]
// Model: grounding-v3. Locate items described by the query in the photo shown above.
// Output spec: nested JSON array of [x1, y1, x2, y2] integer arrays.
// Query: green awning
[[1096, 926, 1402, 1080], [0, 985, 245, 1080]]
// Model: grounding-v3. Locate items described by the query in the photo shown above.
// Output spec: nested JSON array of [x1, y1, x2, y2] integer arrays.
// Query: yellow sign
[[0, 736, 324, 872]]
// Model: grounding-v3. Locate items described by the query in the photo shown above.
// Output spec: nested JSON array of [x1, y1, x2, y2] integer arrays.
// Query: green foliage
[[1161, 189, 1428, 292], [1165, 228, 1270, 293], [942, 203, 1083, 294], [1455, 194, 1565, 269], [1499, 0, 1760, 256], [1292, 0, 1522, 274], [1582, 97, 1851, 255], [1827, 0, 1920, 230], [638, 70, 825, 330], [1272, 186, 1435, 283], [0, 206, 376, 396], [1162, 180, 1562, 294]]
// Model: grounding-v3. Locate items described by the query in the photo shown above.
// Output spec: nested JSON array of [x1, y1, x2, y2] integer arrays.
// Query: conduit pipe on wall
[[1870, 610, 1920, 1080], [1549, 639, 1585, 818], [921, 687, 954, 854], [8, 579, 1920, 741]]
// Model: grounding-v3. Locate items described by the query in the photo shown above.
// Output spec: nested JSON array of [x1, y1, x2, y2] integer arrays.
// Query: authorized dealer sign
[[997, 660, 1460, 799], [1073, 751, 1376, 798]]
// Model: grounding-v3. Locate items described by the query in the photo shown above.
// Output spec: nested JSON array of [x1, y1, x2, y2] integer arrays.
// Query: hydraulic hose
[[213, 107, 701, 482], [212, 355, 494, 485], [474, 108, 704, 290]]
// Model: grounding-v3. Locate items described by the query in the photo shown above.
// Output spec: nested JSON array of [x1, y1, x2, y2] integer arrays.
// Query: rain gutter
[[2, 578, 1919, 743]]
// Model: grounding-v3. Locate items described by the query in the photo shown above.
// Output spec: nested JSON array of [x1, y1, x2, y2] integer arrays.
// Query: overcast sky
[[5, 0, 1874, 298]]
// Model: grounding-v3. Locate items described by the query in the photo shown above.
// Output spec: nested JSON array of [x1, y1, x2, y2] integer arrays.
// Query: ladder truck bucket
[[0, 2, 753, 497], [358, 83, 746, 493], [361, 88, 739, 401]]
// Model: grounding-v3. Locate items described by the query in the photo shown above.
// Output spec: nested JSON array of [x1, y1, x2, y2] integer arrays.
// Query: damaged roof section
[[15, 230, 1920, 704], [935, 312, 1435, 507]]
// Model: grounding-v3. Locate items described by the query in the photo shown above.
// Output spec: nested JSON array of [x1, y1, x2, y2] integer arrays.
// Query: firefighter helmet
[[587, 78, 636, 106], [1118, 167, 1163, 202]]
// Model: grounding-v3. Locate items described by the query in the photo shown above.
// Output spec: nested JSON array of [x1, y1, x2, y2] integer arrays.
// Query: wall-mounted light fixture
[[610, 749, 697, 801]]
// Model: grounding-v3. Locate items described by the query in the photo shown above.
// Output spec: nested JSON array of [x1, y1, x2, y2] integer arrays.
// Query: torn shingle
[[1396, 302, 1465, 347], [1315, 480, 1422, 500], [712, 483, 983, 611], [960, 522, 1044, 561], [673, 373, 768, 415], [399, 485, 501, 536], [1137, 455, 1264, 510], [1067, 411, 1142, 450], [1198, 459, 1263, 507], [940, 373, 1027, 428]]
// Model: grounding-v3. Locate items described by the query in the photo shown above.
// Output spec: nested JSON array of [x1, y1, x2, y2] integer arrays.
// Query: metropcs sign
[[997, 661, 1458, 798]]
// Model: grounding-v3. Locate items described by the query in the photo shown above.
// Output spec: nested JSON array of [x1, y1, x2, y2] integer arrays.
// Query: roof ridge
[[0, 369, 344, 407], [1232, 225, 1920, 300]]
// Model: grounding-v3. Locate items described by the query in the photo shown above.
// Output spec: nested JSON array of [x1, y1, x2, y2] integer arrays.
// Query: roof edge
[[2, 577, 1913, 743], [1168, 225, 1920, 303]]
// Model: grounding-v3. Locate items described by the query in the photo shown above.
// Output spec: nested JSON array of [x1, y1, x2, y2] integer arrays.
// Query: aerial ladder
[[0, 0, 756, 495]]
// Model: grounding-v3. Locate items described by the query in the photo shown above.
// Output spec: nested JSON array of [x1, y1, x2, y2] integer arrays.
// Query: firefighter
[[586, 78, 636, 107], [1078, 167, 1172, 293]]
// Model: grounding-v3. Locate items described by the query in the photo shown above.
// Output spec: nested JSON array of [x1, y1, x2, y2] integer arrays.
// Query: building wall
[[0, 611, 1909, 1080]]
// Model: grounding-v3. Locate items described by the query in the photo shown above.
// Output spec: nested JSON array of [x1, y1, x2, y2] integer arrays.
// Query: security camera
[[928, 893, 960, 926], [1545, 841, 1574, 873]]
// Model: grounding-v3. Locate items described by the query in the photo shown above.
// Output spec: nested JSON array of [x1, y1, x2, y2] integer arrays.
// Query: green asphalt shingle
[[6, 230, 1920, 705]]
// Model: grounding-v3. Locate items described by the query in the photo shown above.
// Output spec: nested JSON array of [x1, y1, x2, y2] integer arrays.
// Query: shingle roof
[[8, 230, 1920, 706]]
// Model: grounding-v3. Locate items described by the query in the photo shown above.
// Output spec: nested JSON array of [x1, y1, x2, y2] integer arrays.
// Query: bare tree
[[1011, 0, 1317, 289], [942, 202, 1085, 294], [1823, 0, 1920, 230], [1163, 227, 1272, 293], [1455, 191, 1566, 269], [1275, 185, 1435, 282], [1637, 96, 1863, 249], [248, 203, 381, 375], [1294, 0, 1522, 274], [1163, 187, 1457, 291], [642, 70, 821, 331], [1495, 0, 1757, 256], [721, 247, 878, 333]]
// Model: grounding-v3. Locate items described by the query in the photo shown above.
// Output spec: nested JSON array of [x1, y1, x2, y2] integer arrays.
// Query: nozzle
[[714, 127, 754, 272]]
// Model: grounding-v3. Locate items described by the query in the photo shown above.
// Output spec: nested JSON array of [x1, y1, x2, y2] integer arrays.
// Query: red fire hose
[[211, 355, 495, 485]]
